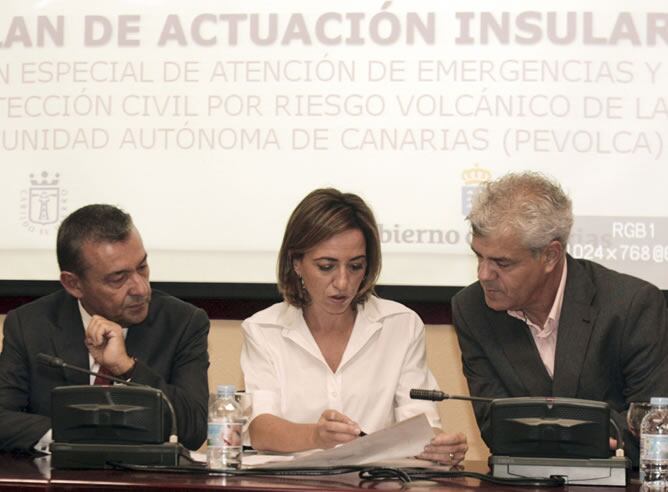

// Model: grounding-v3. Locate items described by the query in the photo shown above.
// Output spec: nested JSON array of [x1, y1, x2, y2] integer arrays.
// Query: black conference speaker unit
[[490, 396, 610, 459], [50, 385, 181, 469]]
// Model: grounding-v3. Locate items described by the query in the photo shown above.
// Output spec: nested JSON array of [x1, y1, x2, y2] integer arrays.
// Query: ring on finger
[[449, 452, 455, 461]]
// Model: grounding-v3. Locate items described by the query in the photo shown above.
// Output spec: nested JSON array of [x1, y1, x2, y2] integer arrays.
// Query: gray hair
[[468, 172, 573, 251]]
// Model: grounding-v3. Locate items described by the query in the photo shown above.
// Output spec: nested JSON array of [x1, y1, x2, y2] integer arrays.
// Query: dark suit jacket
[[0, 289, 210, 451], [453, 255, 668, 462]]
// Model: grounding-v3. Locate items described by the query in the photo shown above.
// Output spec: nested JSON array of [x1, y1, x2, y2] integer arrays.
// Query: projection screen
[[1, 0, 667, 291]]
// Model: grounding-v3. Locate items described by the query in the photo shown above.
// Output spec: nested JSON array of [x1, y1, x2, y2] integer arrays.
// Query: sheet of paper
[[242, 454, 295, 466], [189, 450, 297, 466], [188, 450, 207, 463], [250, 413, 435, 468]]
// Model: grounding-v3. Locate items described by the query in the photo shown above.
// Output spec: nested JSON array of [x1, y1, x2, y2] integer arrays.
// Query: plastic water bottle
[[207, 384, 243, 469], [640, 397, 668, 489]]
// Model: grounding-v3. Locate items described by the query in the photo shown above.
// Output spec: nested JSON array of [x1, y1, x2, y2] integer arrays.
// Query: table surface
[[0, 454, 642, 491]]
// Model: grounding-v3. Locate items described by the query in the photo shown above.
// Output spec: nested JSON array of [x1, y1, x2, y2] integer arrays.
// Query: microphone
[[410, 388, 494, 403], [37, 352, 180, 444], [37, 353, 65, 368], [37, 353, 142, 387]]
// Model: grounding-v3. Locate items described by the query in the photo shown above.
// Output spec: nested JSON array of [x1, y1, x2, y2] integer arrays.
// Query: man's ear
[[60, 271, 83, 299], [543, 241, 563, 272]]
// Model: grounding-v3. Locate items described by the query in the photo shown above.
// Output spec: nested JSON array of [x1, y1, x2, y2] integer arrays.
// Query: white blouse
[[240, 296, 441, 434]]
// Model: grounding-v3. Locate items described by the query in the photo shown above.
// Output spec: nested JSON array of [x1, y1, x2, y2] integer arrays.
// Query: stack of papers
[[244, 414, 435, 468]]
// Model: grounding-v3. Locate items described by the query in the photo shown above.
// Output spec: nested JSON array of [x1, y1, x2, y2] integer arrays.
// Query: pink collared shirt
[[508, 261, 568, 378]]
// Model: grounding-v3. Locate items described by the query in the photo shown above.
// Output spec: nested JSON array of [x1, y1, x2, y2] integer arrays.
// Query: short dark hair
[[57, 204, 133, 275], [277, 188, 382, 307]]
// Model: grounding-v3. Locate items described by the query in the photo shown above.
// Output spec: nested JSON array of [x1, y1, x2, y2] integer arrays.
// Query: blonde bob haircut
[[277, 188, 381, 308]]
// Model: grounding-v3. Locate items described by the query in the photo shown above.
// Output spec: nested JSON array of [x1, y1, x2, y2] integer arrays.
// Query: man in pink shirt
[[452, 172, 668, 464]]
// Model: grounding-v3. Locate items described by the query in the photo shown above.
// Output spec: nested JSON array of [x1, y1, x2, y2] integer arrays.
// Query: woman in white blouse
[[241, 188, 468, 464]]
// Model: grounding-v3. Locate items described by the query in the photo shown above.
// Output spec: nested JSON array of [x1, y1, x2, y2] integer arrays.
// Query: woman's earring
[[298, 275, 310, 304]]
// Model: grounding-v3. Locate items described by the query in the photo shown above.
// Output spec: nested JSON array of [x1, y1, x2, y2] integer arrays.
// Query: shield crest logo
[[20, 171, 67, 235], [29, 187, 60, 225], [461, 165, 492, 215], [27, 172, 62, 225], [461, 185, 478, 216]]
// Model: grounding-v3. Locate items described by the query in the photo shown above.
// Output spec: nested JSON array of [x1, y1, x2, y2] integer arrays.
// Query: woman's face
[[294, 228, 367, 318]]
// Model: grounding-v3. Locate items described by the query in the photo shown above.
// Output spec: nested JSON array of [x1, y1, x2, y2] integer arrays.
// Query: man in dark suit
[[453, 172, 668, 462], [0, 204, 210, 452]]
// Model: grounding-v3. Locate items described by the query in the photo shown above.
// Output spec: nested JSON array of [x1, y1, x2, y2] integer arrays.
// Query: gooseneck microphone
[[410, 388, 494, 403], [37, 352, 180, 444], [37, 353, 141, 387]]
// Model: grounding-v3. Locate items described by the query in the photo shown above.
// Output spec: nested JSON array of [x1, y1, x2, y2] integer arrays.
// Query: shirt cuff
[[33, 429, 53, 454]]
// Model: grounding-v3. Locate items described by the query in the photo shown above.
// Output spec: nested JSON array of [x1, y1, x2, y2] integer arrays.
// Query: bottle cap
[[217, 384, 236, 397], [650, 397, 668, 406]]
